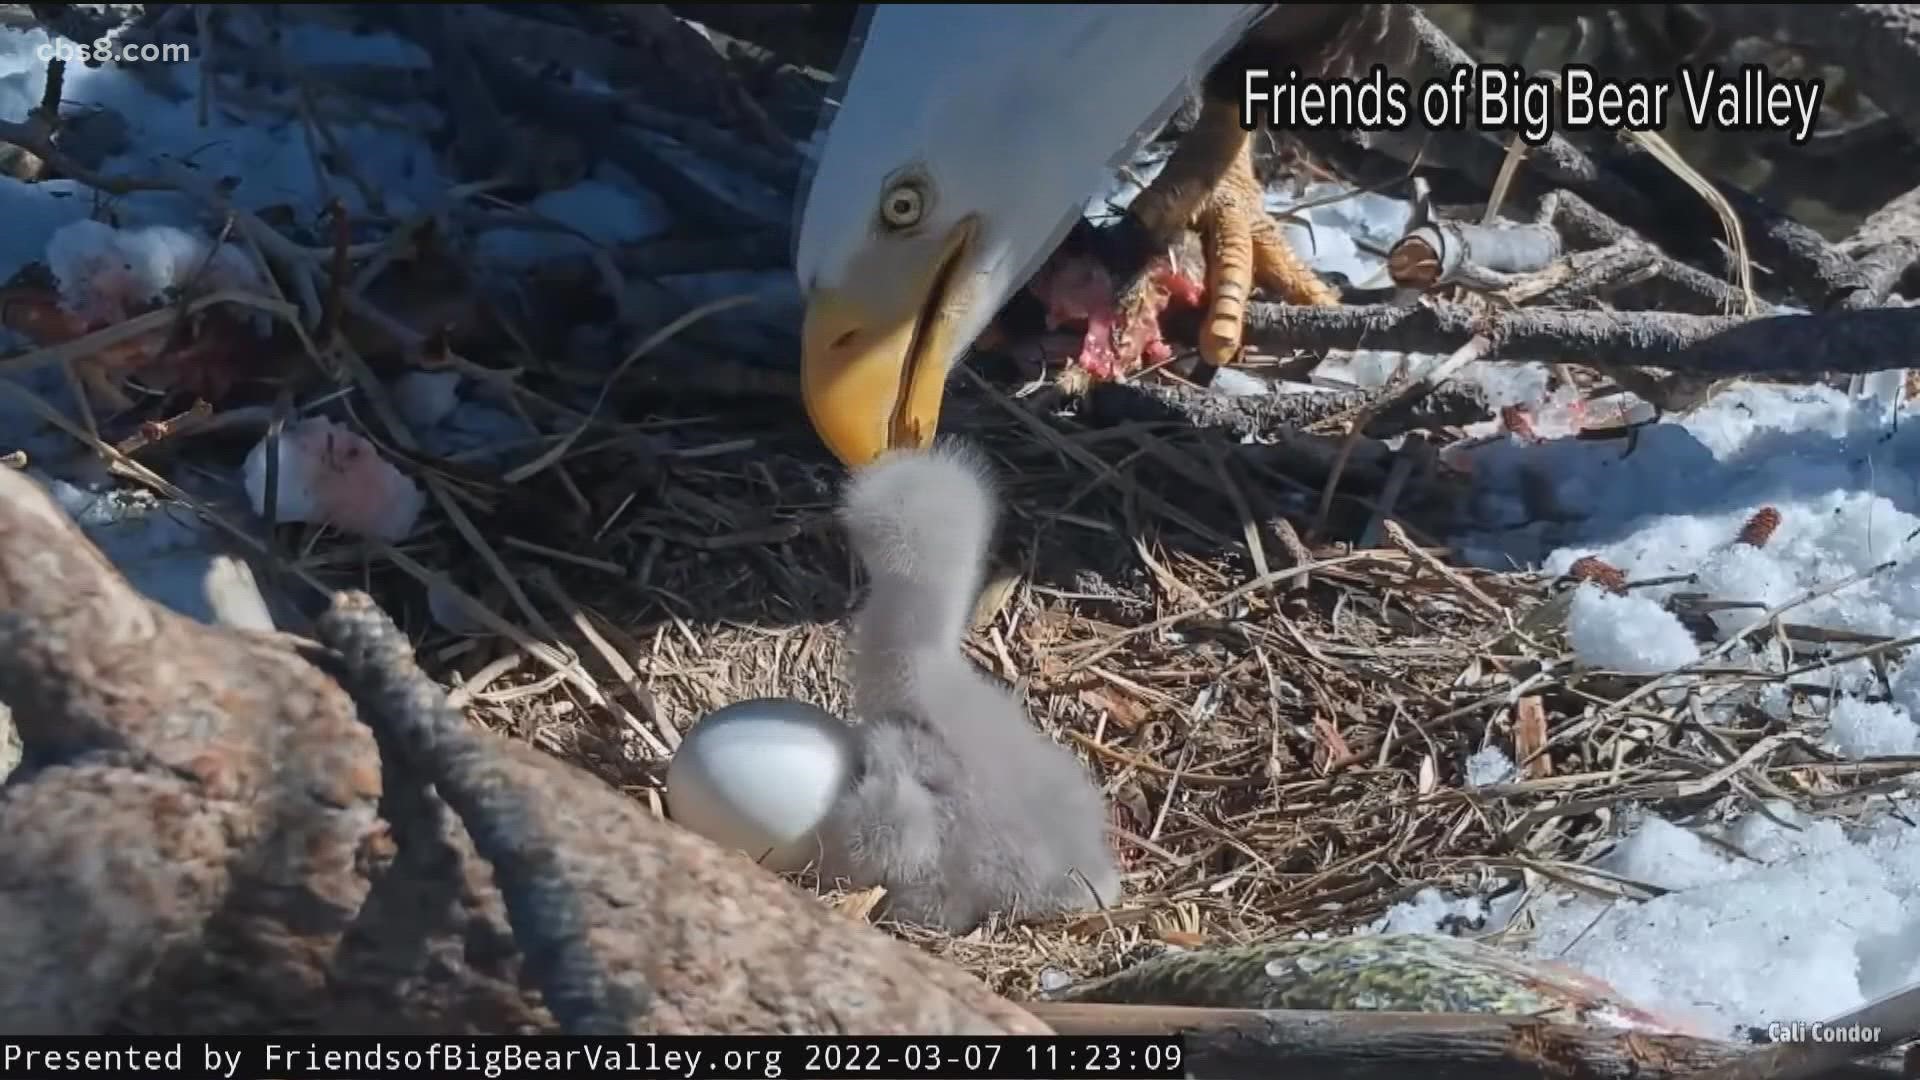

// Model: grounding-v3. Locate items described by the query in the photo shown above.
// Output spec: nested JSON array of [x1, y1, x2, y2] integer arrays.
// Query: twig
[[1510, 244, 1661, 308], [396, 5, 512, 180], [1839, 183, 1920, 307], [1242, 301, 1920, 379], [1357, 446, 1415, 551], [501, 293, 756, 485], [0, 117, 173, 194], [461, 38, 790, 229], [1079, 379, 1499, 442], [1614, 130, 1757, 316], [194, 4, 215, 128], [1707, 5, 1920, 148], [1537, 191, 1760, 317], [1385, 6, 1652, 225]]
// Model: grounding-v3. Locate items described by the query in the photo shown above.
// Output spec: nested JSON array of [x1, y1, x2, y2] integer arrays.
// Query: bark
[[1709, 6, 1920, 148], [1243, 300, 1920, 379], [0, 466, 1043, 1035]]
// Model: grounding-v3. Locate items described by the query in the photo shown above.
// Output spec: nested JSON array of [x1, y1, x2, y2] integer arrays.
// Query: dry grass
[[239, 342, 1920, 1006], [0, 142, 1902, 1012]]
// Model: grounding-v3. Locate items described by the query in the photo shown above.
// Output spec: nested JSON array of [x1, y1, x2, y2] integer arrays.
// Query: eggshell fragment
[[242, 417, 424, 541], [664, 698, 857, 873]]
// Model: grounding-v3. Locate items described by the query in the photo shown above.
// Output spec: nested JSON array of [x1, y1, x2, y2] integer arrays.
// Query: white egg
[[664, 697, 857, 873]]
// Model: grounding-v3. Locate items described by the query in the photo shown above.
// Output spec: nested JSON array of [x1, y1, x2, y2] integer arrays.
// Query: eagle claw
[[1120, 99, 1342, 370]]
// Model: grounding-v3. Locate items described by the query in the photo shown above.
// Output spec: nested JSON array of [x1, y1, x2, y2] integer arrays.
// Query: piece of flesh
[[1025, 249, 1203, 380]]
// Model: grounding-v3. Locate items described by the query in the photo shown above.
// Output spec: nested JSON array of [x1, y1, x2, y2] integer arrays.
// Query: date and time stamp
[[769, 1037, 1183, 1079]]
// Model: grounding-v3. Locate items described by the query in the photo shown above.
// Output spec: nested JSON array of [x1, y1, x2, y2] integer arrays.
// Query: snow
[[1262, 145, 1920, 1035], [1405, 377, 1920, 1034], [1464, 746, 1517, 788], [1375, 887, 1489, 934], [1825, 697, 1919, 760], [1565, 584, 1701, 675], [1267, 181, 1414, 290], [1374, 806, 1920, 1038], [38, 470, 284, 627], [1520, 808, 1920, 1038], [46, 219, 263, 324], [391, 370, 463, 430]]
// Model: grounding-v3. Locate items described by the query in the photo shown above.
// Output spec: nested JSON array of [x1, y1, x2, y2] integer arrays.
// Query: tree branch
[[1027, 1004, 1909, 1080], [1243, 301, 1920, 379]]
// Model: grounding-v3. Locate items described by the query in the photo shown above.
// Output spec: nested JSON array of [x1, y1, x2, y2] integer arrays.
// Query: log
[[1026, 1004, 1911, 1080], [1242, 301, 1920, 379], [0, 465, 1043, 1035]]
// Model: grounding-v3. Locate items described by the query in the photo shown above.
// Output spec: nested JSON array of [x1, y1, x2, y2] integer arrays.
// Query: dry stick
[[397, 5, 513, 180], [450, 16, 800, 190], [957, 367, 1237, 550], [1686, 983, 1920, 1080], [1312, 334, 1490, 540], [1388, 220, 1562, 290], [1083, 378, 1496, 443], [194, 4, 216, 128], [1606, 146, 1831, 311], [1482, 133, 1528, 225], [1241, 301, 1920, 379], [1539, 191, 1759, 317], [1201, 439, 1269, 581], [462, 38, 788, 229], [0, 118, 172, 194], [1708, 5, 1920, 149], [1515, 243, 1661, 308], [529, 571, 679, 755], [372, 540, 657, 750], [1389, 5, 1650, 224], [1839, 183, 1920, 308], [1608, 560, 1900, 717], [502, 294, 756, 485], [0, 286, 298, 380], [0, 369, 331, 600], [150, 177, 622, 721], [161, 163, 585, 654], [1616, 129, 1757, 316], [1310, 420, 1364, 542]]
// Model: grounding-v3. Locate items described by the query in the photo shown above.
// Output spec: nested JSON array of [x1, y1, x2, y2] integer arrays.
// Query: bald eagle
[[792, 4, 1400, 466]]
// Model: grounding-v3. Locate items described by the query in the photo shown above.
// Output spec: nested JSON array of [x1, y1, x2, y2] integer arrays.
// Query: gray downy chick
[[818, 442, 1123, 932]]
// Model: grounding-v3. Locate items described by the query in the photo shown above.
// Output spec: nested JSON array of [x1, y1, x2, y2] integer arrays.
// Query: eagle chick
[[821, 443, 1122, 931]]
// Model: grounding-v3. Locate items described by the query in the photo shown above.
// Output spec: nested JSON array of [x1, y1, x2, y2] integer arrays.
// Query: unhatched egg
[[664, 697, 857, 873]]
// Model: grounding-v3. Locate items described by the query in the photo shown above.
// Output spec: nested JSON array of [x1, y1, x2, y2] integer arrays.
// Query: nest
[[2, 6, 1919, 1043], [375, 372, 1910, 1004]]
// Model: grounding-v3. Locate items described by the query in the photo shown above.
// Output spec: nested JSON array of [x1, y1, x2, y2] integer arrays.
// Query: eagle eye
[[879, 180, 928, 231]]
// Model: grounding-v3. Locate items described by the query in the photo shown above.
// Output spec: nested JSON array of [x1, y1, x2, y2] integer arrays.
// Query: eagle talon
[[1124, 99, 1342, 369]]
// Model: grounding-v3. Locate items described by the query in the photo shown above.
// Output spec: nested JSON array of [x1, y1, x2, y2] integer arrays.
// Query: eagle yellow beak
[[800, 219, 976, 467]]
